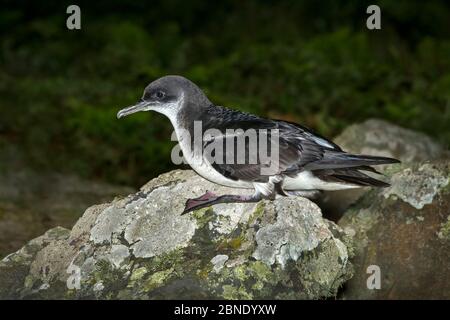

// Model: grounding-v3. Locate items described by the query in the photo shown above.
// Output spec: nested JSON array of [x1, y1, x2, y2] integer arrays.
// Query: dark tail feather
[[356, 165, 380, 173], [344, 154, 401, 165], [332, 173, 390, 187], [307, 152, 400, 170], [313, 166, 392, 187]]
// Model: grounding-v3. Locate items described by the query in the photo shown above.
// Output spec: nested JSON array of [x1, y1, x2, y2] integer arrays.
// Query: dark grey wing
[[200, 106, 335, 182], [203, 130, 302, 182], [200, 105, 399, 183], [278, 121, 399, 172]]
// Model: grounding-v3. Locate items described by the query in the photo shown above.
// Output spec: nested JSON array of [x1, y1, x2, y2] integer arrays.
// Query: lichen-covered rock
[[333, 119, 446, 162], [320, 119, 448, 219], [0, 170, 353, 299], [339, 159, 450, 299], [0, 226, 71, 299]]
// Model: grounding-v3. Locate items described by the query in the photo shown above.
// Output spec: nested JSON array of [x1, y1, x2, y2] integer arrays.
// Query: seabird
[[117, 75, 400, 214]]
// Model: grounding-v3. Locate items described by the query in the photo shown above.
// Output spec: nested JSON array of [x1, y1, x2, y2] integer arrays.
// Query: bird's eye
[[155, 90, 165, 99]]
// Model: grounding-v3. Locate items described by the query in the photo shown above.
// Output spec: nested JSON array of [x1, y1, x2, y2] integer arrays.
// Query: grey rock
[[320, 119, 448, 219], [334, 119, 446, 163], [0, 170, 353, 300], [0, 226, 71, 299], [382, 163, 449, 209], [210, 255, 229, 273], [252, 199, 339, 268], [339, 159, 450, 299]]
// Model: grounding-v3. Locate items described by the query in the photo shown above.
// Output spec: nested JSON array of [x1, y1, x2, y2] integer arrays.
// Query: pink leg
[[182, 191, 219, 215], [181, 192, 262, 215]]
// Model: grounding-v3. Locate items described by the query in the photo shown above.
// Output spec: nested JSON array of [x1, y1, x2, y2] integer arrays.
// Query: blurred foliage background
[[1, 0, 450, 188]]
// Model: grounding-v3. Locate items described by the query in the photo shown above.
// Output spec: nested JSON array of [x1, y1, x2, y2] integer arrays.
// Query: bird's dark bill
[[117, 101, 148, 119]]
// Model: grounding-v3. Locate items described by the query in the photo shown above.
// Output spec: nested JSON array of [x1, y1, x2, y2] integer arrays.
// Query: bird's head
[[117, 75, 210, 122]]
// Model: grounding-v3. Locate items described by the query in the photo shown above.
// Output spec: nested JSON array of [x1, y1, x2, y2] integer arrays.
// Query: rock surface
[[0, 169, 134, 258], [339, 159, 450, 299], [320, 119, 448, 219], [334, 119, 446, 163], [0, 170, 353, 299]]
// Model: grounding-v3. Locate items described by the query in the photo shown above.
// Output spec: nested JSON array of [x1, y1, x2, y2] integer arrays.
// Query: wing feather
[[200, 106, 338, 181], [199, 105, 397, 183]]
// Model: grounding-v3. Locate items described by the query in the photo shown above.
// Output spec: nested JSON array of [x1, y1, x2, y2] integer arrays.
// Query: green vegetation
[[1, 1, 449, 187]]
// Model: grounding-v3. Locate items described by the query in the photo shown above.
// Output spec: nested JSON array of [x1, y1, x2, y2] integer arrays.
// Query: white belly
[[187, 153, 252, 188], [177, 134, 252, 189], [283, 171, 360, 191]]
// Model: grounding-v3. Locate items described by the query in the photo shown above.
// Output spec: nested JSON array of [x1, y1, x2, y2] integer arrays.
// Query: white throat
[[154, 93, 252, 189], [151, 92, 185, 130]]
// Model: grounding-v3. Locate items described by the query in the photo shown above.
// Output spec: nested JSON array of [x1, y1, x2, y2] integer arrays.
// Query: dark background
[[1, 0, 450, 188]]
